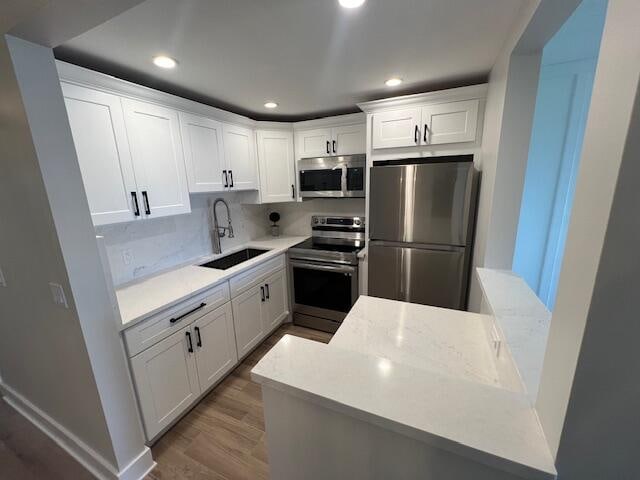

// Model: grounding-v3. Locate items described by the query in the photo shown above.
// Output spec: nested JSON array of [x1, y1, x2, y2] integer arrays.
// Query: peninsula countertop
[[115, 236, 307, 330], [252, 296, 556, 480]]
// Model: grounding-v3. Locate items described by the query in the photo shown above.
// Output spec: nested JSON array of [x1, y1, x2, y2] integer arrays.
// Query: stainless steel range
[[289, 215, 365, 333]]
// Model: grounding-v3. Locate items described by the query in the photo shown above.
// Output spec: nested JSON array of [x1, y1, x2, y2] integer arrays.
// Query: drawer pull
[[170, 302, 206, 324]]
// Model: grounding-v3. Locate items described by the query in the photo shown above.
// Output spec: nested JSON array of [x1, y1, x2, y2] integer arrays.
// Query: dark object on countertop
[[269, 212, 281, 237]]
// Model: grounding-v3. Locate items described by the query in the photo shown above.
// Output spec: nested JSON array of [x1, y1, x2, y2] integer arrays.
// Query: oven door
[[290, 260, 358, 325], [299, 167, 344, 198]]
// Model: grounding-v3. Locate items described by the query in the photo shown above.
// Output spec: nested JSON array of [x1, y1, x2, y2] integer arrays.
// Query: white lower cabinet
[[192, 303, 238, 392], [232, 285, 266, 359], [130, 324, 200, 440], [127, 260, 289, 441], [264, 269, 289, 332]]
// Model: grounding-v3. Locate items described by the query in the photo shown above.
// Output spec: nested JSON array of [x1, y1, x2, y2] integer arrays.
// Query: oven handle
[[291, 261, 356, 275]]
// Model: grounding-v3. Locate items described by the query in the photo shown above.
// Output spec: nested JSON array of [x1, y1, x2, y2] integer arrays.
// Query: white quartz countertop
[[476, 268, 552, 401], [331, 296, 509, 389], [115, 236, 306, 330], [252, 296, 556, 480]]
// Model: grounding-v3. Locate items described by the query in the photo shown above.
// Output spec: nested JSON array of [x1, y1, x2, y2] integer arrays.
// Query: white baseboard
[[1, 383, 155, 480]]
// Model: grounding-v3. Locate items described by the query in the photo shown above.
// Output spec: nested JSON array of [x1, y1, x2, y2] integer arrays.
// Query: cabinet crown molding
[[357, 84, 488, 114], [293, 112, 366, 131]]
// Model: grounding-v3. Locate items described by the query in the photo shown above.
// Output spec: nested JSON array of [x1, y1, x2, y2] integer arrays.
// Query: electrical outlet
[[122, 249, 133, 266], [0, 267, 6, 287], [49, 282, 69, 308]]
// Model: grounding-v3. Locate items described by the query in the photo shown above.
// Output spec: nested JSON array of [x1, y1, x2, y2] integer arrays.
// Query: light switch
[[122, 249, 133, 266], [49, 282, 69, 308], [0, 267, 6, 287]]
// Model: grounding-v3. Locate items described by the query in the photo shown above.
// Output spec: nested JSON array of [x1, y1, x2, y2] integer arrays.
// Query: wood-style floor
[[0, 323, 331, 480]]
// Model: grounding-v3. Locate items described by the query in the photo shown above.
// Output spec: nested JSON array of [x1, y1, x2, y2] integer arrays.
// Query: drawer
[[124, 282, 230, 357], [229, 254, 285, 298]]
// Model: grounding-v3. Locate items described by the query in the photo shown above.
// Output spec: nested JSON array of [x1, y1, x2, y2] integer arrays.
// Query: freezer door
[[369, 162, 476, 246], [368, 242, 468, 310]]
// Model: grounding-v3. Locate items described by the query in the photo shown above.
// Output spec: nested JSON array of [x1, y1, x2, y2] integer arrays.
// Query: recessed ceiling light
[[339, 0, 366, 9], [385, 77, 403, 87], [264, 102, 278, 109], [152, 55, 177, 69]]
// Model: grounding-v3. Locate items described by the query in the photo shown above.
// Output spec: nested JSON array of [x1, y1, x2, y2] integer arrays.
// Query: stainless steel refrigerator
[[368, 156, 478, 310]]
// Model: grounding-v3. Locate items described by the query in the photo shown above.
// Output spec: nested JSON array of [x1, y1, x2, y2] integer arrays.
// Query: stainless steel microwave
[[298, 154, 366, 198]]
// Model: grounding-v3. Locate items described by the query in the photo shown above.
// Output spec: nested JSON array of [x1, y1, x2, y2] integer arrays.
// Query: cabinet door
[[62, 83, 138, 226], [371, 108, 421, 149], [332, 124, 366, 155], [179, 112, 226, 193], [257, 130, 296, 203], [193, 302, 238, 392], [421, 100, 479, 145], [130, 325, 200, 440], [122, 98, 191, 218], [223, 124, 258, 190], [295, 128, 333, 158], [231, 285, 265, 358], [264, 269, 289, 333]]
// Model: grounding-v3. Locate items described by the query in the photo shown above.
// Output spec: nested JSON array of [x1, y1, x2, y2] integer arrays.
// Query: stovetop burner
[[292, 238, 363, 254]]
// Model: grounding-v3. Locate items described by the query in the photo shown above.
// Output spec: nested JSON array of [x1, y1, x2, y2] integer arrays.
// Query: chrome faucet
[[210, 198, 234, 254]]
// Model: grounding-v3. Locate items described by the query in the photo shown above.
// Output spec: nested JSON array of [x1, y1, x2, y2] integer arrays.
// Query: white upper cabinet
[[62, 83, 139, 226], [296, 128, 333, 158], [179, 112, 226, 193], [422, 100, 479, 145], [121, 98, 191, 218], [332, 123, 366, 155], [371, 99, 481, 150], [371, 107, 422, 149], [296, 124, 366, 158], [256, 130, 296, 204], [223, 123, 258, 190]]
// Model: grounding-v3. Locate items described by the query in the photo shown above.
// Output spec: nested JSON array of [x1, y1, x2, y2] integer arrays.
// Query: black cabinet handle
[[131, 192, 140, 216], [265, 283, 270, 300], [414, 125, 419, 144], [326, 141, 330, 154], [229, 170, 234, 188], [291, 184, 295, 199], [186, 331, 194, 353], [424, 124, 429, 143], [194, 326, 202, 348], [260, 286, 265, 302], [223, 170, 229, 188], [332, 140, 336, 154], [170, 302, 206, 324], [141, 191, 151, 215]]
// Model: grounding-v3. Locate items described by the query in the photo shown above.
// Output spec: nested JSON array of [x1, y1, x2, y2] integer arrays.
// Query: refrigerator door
[[369, 161, 476, 246], [368, 242, 468, 309]]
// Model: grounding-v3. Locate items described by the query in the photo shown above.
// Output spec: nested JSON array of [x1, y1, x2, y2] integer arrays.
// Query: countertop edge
[[116, 236, 306, 331], [251, 336, 557, 480]]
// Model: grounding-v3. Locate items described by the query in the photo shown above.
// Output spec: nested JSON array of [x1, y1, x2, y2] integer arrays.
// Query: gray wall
[[0, 34, 150, 475], [556, 74, 640, 479]]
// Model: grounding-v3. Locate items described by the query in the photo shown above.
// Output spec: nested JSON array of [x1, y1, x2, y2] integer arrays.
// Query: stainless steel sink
[[200, 248, 268, 270]]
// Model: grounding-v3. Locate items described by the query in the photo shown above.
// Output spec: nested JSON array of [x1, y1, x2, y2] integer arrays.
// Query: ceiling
[[55, 0, 527, 121]]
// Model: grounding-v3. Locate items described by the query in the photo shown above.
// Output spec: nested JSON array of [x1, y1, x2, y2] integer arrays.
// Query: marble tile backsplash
[[97, 192, 270, 286], [268, 198, 366, 236]]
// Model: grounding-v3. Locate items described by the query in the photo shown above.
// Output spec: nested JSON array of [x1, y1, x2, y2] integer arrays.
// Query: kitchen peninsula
[[252, 296, 556, 480]]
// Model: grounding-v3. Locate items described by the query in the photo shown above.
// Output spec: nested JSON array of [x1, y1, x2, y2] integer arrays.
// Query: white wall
[[536, 0, 640, 459], [98, 192, 270, 286], [468, 0, 541, 311], [0, 35, 152, 478]]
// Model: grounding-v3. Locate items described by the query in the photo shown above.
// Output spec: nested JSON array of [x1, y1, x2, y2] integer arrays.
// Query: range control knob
[[313, 218, 319, 224], [354, 219, 362, 226], [321, 218, 326, 224]]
